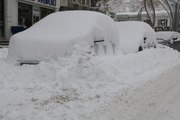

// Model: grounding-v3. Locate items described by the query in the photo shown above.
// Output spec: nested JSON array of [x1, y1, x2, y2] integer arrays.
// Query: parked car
[[116, 21, 157, 54], [156, 31, 180, 46], [8, 11, 119, 64]]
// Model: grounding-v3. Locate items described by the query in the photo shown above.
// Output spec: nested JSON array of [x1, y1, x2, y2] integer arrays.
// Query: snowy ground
[[0, 45, 180, 120]]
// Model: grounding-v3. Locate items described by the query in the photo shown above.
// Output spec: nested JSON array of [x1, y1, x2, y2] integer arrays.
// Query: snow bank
[[8, 11, 119, 62], [1, 46, 180, 120], [116, 21, 156, 54]]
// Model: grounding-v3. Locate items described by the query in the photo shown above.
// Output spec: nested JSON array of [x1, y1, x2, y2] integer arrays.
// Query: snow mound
[[1, 46, 180, 120], [8, 11, 119, 63], [116, 21, 156, 54]]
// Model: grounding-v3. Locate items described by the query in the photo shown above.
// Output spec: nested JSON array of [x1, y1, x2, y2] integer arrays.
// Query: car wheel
[[154, 44, 156, 48], [138, 46, 143, 52]]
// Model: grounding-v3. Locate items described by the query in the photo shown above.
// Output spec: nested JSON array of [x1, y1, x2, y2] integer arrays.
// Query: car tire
[[154, 44, 156, 48], [138, 46, 143, 52]]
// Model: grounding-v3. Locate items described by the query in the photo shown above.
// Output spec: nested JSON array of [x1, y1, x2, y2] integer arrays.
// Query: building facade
[[0, 0, 4, 39], [1, 0, 60, 40], [60, 0, 99, 11], [115, 11, 170, 31]]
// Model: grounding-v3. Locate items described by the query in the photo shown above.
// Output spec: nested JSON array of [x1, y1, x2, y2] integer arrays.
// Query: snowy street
[[0, 46, 180, 120], [89, 62, 180, 120], [133, 63, 180, 120], [1, 0, 180, 119]]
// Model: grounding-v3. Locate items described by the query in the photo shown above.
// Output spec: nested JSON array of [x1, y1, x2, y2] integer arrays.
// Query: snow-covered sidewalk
[[0, 46, 180, 120]]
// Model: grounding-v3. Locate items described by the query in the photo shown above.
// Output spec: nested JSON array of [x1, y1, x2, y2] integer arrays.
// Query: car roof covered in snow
[[156, 31, 180, 41], [116, 21, 156, 54], [8, 11, 119, 62]]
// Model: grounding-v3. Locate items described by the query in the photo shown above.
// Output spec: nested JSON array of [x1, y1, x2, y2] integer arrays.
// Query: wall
[[4, 0, 18, 40]]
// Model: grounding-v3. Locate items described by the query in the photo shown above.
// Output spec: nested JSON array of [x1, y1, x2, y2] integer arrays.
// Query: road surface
[[172, 41, 180, 52], [89, 63, 180, 120]]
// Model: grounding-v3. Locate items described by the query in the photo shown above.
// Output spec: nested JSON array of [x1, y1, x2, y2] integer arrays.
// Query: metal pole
[[144, 0, 156, 28], [158, 0, 173, 30], [164, 0, 175, 30], [137, 7, 144, 21], [175, 0, 180, 31]]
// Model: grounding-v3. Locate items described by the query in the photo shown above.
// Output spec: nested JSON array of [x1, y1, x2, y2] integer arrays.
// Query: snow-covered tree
[[106, 0, 163, 13], [107, 0, 180, 31]]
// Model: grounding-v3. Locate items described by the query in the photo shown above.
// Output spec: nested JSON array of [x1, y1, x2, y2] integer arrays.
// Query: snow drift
[[8, 11, 119, 63], [1, 46, 180, 120]]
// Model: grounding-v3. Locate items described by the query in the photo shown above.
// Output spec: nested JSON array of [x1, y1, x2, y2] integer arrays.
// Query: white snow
[[156, 31, 180, 42], [116, 21, 156, 54], [1, 44, 180, 120], [8, 11, 119, 63]]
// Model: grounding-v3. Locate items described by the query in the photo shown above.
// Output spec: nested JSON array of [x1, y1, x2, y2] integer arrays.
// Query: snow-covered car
[[116, 21, 157, 54], [8, 11, 119, 64], [156, 31, 180, 46]]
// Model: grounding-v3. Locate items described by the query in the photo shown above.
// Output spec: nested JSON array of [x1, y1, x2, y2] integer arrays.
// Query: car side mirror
[[173, 38, 178, 40], [144, 37, 147, 43]]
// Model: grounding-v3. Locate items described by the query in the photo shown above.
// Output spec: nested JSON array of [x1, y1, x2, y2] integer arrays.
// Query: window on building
[[18, 3, 32, 28], [144, 19, 151, 26], [0, 0, 4, 37], [32, 6, 41, 24], [158, 19, 168, 27], [41, 8, 54, 19], [82, 0, 85, 5], [87, 0, 90, 6], [91, 0, 98, 7], [78, 0, 81, 4]]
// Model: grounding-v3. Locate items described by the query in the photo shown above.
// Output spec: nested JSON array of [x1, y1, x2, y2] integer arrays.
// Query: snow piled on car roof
[[8, 11, 119, 63], [156, 31, 180, 41]]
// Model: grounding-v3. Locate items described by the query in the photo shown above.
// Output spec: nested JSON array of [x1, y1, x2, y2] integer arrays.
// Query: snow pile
[[116, 21, 156, 54], [8, 11, 119, 62], [1, 45, 180, 120]]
